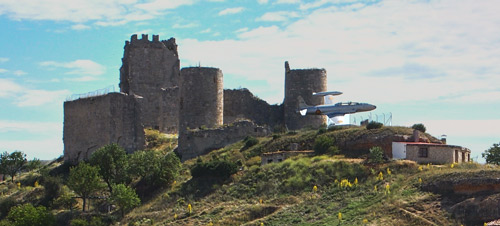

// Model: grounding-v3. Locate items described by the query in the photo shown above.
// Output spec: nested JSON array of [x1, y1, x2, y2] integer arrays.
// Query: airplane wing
[[326, 113, 345, 118]]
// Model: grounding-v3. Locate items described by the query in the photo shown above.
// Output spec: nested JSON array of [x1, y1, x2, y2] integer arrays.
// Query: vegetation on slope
[[0, 125, 497, 226]]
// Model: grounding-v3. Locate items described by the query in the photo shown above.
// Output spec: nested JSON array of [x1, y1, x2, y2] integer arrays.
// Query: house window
[[418, 148, 428, 158]]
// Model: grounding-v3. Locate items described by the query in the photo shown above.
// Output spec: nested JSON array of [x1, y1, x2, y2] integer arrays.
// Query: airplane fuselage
[[300, 102, 376, 118]]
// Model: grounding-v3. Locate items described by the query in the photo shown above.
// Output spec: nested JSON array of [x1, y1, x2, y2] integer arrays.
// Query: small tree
[[412, 123, 426, 133], [110, 184, 140, 217], [0, 151, 27, 182], [313, 135, 339, 155], [483, 143, 500, 165], [129, 151, 181, 187], [366, 121, 383, 130], [67, 163, 103, 212], [7, 203, 55, 226], [89, 144, 129, 193], [368, 146, 385, 164]]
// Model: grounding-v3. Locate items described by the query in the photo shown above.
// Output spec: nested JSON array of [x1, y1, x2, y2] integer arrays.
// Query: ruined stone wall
[[223, 88, 283, 128], [63, 93, 145, 163], [283, 61, 327, 130], [120, 34, 180, 133], [178, 120, 270, 161], [179, 67, 223, 135]]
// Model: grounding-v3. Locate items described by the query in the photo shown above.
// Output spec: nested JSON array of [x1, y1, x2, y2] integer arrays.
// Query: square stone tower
[[120, 34, 180, 133]]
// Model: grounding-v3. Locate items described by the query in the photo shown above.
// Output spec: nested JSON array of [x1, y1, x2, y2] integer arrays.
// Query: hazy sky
[[0, 0, 499, 161]]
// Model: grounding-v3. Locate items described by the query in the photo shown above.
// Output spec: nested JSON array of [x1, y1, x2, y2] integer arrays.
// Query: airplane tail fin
[[297, 96, 309, 116]]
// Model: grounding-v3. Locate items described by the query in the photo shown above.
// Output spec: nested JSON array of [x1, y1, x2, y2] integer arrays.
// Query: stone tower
[[283, 61, 327, 130], [119, 34, 180, 133], [178, 67, 224, 135]]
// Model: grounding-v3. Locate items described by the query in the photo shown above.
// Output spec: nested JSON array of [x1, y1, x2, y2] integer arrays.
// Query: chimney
[[413, 129, 420, 142], [441, 134, 447, 144]]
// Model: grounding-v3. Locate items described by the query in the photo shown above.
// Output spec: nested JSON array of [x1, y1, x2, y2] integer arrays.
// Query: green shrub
[[70, 219, 88, 226], [0, 197, 17, 218], [7, 203, 55, 226], [40, 176, 62, 206], [243, 136, 259, 149], [368, 146, 385, 163], [411, 123, 426, 133], [366, 121, 383, 130], [191, 158, 239, 179], [313, 135, 339, 155]]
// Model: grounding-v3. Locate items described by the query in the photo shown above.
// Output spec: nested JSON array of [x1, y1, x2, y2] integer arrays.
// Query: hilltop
[[0, 125, 497, 225]]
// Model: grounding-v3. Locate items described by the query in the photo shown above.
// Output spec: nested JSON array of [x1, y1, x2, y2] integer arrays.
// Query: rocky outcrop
[[422, 170, 500, 225]]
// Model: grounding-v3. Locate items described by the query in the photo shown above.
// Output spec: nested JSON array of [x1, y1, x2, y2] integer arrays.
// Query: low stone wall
[[63, 92, 145, 163], [178, 120, 271, 161]]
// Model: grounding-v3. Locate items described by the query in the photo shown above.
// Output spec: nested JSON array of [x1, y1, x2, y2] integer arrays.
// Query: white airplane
[[297, 96, 376, 118]]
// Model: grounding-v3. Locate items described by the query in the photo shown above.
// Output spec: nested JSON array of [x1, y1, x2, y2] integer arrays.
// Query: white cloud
[[0, 120, 60, 134], [275, 0, 301, 4], [0, 133, 63, 160], [257, 0, 268, 4], [420, 120, 500, 138], [40, 59, 106, 77], [0, 68, 7, 73], [200, 28, 212, 33], [12, 70, 26, 76], [173, 23, 199, 29], [0, 0, 193, 26], [179, 1, 500, 106], [235, 27, 248, 33], [218, 7, 244, 16], [0, 58, 8, 63], [16, 89, 71, 107], [71, 24, 91, 30], [0, 78, 23, 98], [256, 11, 299, 22], [0, 78, 69, 107]]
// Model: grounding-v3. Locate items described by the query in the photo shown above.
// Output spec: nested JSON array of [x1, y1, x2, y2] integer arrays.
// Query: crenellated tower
[[120, 34, 180, 133]]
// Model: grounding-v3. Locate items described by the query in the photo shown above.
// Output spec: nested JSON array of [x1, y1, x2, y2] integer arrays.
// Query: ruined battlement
[[125, 34, 178, 56]]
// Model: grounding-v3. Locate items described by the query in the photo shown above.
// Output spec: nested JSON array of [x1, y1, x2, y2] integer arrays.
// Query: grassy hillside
[[0, 126, 496, 225]]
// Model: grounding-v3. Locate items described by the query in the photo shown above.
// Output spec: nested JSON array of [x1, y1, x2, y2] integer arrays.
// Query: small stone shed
[[261, 151, 314, 165], [392, 142, 470, 164]]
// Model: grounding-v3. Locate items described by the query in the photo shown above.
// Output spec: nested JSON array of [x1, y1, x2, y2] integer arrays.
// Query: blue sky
[[0, 0, 499, 161]]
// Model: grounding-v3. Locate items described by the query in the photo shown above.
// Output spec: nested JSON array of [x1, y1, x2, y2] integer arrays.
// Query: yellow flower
[[313, 185, 318, 193], [418, 178, 422, 184], [17, 182, 20, 189], [34, 181, 39, 187], [188, 204, 192, 214], [338, 212, 342, 221], [386, 168, 391, 175], [354, 178, 358, 186], [377, 171, 384, 181], [374, 185, 377, 192], [259, 199, 263, 204], [261, 223, 264, 226], [385, 184, 391, 195], [174, 213, 178, 220], [451, 163, 455, 168], [418, 165, 423, 171], [363, 218, 368, 224]]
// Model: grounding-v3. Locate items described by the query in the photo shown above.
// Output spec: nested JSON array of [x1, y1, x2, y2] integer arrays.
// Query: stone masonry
[[179, 67, 224, 135], [120, 34, 180, 133], [63, 93, 145, 163], [223, 88, 283, 128], [283, 61, 328, 130], [178, 120, 271, 161]]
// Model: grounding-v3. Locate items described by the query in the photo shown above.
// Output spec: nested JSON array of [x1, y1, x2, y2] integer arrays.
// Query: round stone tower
[[179, 67, 223, 135], [283, 61, 327, 130]]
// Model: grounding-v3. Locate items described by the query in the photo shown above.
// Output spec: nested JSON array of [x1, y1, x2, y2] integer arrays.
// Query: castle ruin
[[63, 34, 329, 163]]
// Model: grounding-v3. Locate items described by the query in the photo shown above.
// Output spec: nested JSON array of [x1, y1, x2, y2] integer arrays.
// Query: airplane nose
[[369, 104, 376, 110]]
